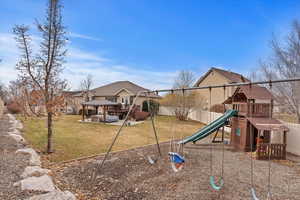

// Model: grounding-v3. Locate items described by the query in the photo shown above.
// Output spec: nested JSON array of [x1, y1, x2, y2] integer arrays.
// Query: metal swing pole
[[147, 93, 162, 157], [144, 77, 300, 94], [93, 91, 145, 178]]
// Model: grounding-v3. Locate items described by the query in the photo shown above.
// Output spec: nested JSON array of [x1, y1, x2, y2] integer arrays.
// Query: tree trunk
[[297, 112, 300, 124], [47, 111, 53, 153]]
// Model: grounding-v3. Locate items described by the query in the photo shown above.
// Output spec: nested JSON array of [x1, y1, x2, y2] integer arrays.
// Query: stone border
[[7, 114, 76, 200]]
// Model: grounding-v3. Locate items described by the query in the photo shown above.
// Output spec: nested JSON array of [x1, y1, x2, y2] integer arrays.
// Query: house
[[194, 67, 249, 110], [65, 81, 160, 114]]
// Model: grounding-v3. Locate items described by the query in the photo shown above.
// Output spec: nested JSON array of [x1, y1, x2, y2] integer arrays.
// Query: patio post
[[95, 106, 99, 115], [103, 106, 107, 122], [82, 105, 85, 121]]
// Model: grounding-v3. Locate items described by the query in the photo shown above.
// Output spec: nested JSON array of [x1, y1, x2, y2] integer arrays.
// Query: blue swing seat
[[168, 152, 185, 163], [168, 152, 185, 172], [209, 176, 224, 191]]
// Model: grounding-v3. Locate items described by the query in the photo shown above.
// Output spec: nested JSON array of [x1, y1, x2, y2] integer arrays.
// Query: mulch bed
[[51, 141, 300, 200]]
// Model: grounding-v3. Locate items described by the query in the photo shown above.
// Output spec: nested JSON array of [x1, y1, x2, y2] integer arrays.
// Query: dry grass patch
[[20, 115, 204, 163]]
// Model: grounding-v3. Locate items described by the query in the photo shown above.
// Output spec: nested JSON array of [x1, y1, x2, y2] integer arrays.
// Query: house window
[[105, 97, 117, 102]]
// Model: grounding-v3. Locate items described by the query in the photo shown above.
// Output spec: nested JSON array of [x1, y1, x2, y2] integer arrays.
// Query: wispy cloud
[[0, 32, 176, 90], [69, 32, 102, 42]]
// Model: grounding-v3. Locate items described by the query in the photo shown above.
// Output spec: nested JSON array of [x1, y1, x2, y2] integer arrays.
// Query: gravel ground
[[0, 113, 44, 200], [51, 140, 300, 200]]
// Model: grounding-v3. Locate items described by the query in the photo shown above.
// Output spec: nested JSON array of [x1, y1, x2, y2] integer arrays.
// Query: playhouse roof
[[238, 85, 274, 100], [247, 117, 289, 132]]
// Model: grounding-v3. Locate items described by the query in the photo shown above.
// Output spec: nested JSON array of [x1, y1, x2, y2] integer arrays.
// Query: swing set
[[94, 77, 300, 198]]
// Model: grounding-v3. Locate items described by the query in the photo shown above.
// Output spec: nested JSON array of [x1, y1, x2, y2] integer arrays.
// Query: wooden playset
[[224, 85, 289, 160]]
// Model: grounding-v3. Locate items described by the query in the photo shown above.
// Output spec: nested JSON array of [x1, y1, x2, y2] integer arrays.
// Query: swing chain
[[267, 81, 273, 197], [209, 87, 213, 175]]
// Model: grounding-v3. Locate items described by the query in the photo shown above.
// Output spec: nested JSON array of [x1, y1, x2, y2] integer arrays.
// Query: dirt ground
[[51, 140, 300, 200]]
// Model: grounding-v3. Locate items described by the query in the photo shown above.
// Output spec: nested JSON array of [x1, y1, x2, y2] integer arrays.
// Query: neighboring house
[[194, 67, 249, 109], [66, 81, 160, 114]]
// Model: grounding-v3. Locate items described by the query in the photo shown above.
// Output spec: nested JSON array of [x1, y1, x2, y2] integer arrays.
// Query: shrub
[[142, 100, 159, 114], [7, 102, 22, 114], [210, 104, 225, 113]]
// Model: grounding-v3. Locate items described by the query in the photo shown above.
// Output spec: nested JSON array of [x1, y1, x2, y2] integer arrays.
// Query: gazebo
[[81, 100, 120, 122]]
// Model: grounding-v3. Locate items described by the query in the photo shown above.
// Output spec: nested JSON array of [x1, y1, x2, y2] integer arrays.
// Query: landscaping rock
[[7, 113, 15, 121], [25, 190, 76, 200], [21, 166, 51, 178], [14, 175, 55, 192], [16, 148, 41, 166], [15, 120, 23, 130], [8, 133, 26, 144], [8, 129, 22, 135]]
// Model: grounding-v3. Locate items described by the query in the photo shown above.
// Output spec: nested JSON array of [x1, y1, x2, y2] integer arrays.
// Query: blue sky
[[1, 0, 300, 90]]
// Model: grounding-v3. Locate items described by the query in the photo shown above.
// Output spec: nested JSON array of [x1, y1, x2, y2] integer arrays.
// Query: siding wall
[[195, 71, 236, 108]]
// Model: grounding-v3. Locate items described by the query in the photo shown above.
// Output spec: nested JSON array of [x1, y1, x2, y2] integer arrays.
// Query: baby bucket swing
[[168, 89, 185, 172], [249, 82, 273, 200], [208, 86, 226, 191]]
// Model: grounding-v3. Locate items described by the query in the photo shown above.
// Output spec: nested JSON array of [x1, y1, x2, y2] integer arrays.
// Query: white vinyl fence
[[284, 122, 300, 156], [159, 106, 231, 133], [159, 106, 300, 156]]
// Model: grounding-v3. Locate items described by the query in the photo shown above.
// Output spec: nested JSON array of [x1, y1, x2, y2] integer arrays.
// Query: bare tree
[[13, 0, 67, 153], [259, 20, 300, 123], [160, 70, 204, 120], [80, 74, 93, 101], [160, 91, 205, 120], [0, 82, 8, 103], [173, 70, 195, 89]]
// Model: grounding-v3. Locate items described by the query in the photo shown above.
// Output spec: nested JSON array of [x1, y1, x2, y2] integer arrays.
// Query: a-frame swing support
[[212, 126, 225, 143], [93, 91, 161, 180]]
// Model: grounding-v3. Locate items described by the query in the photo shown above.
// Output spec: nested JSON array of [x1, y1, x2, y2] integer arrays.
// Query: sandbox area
[[51, 141, 300, 200]]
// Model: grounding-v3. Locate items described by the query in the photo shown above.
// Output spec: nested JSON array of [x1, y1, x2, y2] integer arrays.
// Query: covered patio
[[81, 100, 121, 122]]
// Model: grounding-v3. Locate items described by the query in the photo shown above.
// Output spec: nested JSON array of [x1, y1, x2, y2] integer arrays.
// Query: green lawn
[[20, 115, 204, 163]]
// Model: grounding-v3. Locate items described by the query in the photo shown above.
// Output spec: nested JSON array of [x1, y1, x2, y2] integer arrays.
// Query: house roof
[[63, 90, 82, 96], [74, 81, 160, 98], [194, 67, 250, 86], [247, 117, 288, 132]]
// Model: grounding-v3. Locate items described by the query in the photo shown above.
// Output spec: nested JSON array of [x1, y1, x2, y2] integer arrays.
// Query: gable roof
[[194, 67, 250, 86], [74, 81, 159, 98], [224, 85, 273, 103], [237, 85, 274, 100]]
